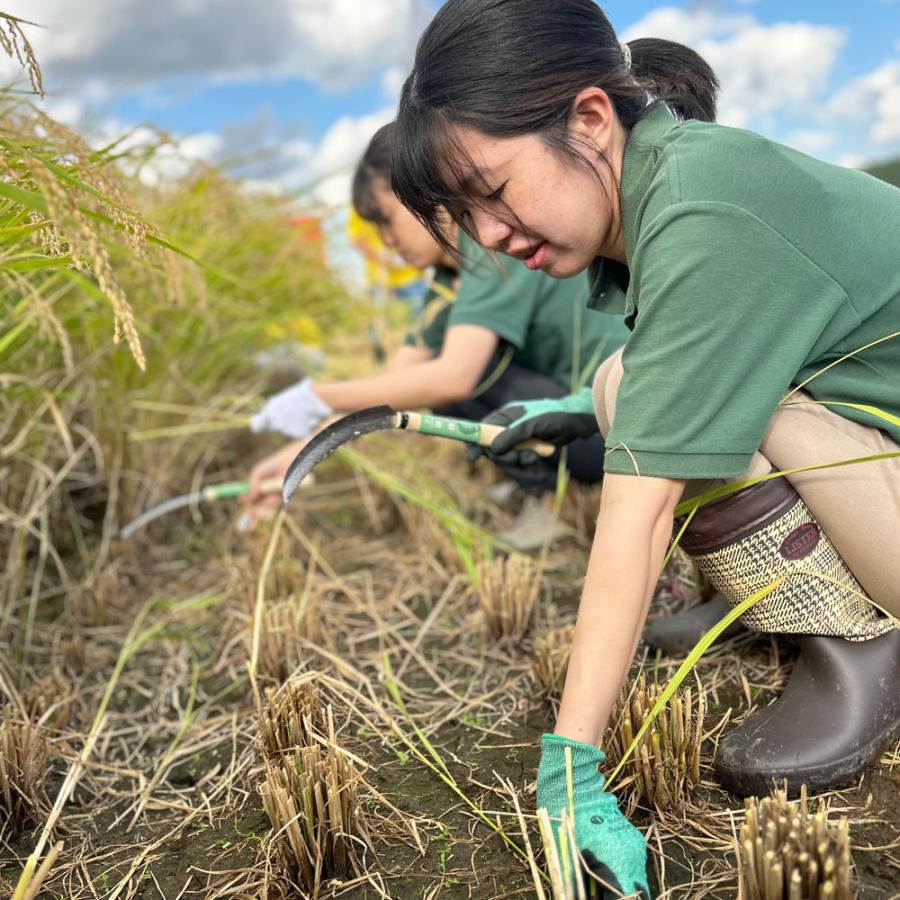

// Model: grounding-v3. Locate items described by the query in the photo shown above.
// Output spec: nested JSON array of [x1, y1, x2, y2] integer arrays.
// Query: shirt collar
[[586, 103, 679, 324]]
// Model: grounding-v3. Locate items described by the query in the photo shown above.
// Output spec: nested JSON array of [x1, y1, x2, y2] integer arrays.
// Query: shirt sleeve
[[448, 236, 541, 348], [605, 201, 849, 479], [404, 294, 452, 350]]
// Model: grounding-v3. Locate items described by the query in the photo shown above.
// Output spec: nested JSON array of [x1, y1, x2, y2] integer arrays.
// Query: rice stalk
[[532, 625, 575, 704], [258, 679, 330, 760], [0, 12, 43, 95], [0, 706, 49, 836], [257, 678, 369, 894], [606, 575, 787, 789], [739, 785, 856, 899], [604, 673, 706, 816], [477, 553, 541, 646], [253, 586, 324, 684]]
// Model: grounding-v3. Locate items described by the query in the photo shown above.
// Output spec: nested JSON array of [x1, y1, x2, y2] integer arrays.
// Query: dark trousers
[[434, 351, 605, 494]]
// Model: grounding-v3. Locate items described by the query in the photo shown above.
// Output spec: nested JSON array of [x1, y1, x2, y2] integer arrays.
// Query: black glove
[[466, 387, 599, 468]]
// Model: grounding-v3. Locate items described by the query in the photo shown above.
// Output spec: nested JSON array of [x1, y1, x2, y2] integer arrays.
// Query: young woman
[[241, 122, 630, 546], [392, 1, 900, 895]]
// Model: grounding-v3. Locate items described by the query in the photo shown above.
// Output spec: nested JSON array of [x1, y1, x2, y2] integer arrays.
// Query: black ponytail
[[393, 0, 719, 250], [352, 122, 394, 224], [628, 38, 719, 123]]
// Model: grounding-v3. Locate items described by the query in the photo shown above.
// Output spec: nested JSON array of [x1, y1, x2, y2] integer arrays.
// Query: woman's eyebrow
[[456, 165, 495, 195]]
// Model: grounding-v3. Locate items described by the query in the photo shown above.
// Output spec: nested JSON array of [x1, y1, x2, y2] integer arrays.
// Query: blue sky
[[5, 0, 900, 203]]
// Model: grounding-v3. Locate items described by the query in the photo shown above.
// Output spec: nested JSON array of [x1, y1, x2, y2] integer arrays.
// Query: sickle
[[282, 406, 555, 503]]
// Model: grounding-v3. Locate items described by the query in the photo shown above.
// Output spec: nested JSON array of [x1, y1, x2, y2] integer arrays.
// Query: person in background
[[347, 206, 428, 361], [391, 1, 900, 895], [240, 122, 630, 549]]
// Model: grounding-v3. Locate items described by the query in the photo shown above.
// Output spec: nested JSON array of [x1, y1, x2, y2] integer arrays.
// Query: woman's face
[[370, 179, 445, 269], [441, 89, 627, 277]]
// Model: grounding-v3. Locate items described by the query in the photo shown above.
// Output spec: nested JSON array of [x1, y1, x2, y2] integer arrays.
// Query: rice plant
[[0, 706, 49, 836], [250, 569, 325, 683], [258, 679, 329, 758], [257, 678, 369, 895], [740, 785, 855, 899], [532, 625, 575, 704], [604, 673, 705, 815], [477, 553, 541, 646]]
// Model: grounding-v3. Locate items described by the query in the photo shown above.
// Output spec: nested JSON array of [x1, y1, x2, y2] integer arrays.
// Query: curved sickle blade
[[282, 405, 397, 503]]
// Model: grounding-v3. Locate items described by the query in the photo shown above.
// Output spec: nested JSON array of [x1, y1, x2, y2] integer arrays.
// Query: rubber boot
[[714, 627, 900, 796], [643, 593, 747, 656]]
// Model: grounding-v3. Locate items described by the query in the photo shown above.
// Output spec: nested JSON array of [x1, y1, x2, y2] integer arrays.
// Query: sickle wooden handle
[[477, 423, 556, 457]]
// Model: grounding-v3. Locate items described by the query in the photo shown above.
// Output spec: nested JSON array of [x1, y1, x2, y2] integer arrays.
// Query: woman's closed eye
[[484, 181, 507, 202]]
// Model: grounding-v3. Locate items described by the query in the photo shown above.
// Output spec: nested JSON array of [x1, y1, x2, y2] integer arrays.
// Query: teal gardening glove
[[466, 386, 599, 469], [536, 734, 650, 899]]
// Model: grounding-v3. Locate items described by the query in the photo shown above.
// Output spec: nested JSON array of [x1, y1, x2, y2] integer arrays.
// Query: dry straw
[[477, 553, 541, 646], [0, 706, 49, 836], [605, 673, 705, 815], [740, 785, 856, 900], [250, 562, 325, 683], [257, 679, 369, 895], [533, 624, 575, 704]]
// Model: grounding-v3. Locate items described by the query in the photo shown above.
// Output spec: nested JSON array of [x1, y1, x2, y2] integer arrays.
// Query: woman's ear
[[569, 87, 616, 148]]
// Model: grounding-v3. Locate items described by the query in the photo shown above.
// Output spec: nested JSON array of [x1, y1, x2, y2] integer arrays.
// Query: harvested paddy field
[[2, 435, 898, 898], [1, 31, 897, 896]]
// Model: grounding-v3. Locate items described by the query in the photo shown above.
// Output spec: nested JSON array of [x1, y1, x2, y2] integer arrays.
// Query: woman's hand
[[237, 439, 307, 531], [537, 734, 650, 898]]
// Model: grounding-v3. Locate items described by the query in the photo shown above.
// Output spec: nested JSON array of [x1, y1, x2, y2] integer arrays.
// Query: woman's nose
[[470, 208, 513, 251]]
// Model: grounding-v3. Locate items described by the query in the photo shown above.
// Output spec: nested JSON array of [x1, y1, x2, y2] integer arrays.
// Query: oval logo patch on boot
[[780, 523, 820, 560]]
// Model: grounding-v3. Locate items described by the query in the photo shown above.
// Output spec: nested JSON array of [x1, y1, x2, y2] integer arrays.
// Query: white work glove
[[249, 378, 333, 439]]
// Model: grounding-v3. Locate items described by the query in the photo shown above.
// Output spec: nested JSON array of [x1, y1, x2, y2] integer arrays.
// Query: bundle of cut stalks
[[257, 679, 368, 894], [22, 669, 71, 730], [740, 785, 855, 900], [258, 679, 329, 758], [0, 707, 49, 835], [604, 674, 705, 815], [477, 553, 540, 646], [532, 625, 575, 702], [253, 588, 323, 683]]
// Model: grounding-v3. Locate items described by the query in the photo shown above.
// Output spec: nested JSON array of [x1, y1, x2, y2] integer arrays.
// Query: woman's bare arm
[[555, 472, 686, 745], [313, 324, 499, 410]]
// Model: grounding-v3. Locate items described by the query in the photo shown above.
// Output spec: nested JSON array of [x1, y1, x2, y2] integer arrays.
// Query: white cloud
[[831, 60, 900, 144], [1, 0, 421, 95], [622, 7, 845, 128], [783, 128, 837, 155], [381, 66, 407, 101], [292, 106, 395, 205], [838, 152, 864, 169]]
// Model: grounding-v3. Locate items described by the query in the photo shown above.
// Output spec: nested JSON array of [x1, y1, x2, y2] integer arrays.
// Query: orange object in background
[[292, 214, 326, 266]]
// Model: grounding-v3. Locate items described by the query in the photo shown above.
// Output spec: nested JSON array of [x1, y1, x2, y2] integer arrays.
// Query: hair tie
[[620, 41, 632, 72]]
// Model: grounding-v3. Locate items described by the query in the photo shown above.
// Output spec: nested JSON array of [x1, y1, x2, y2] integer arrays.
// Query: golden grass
[[739, 785, 855, 899], [477, 552, 541, 646], [532, 624, 575, 704], [0, 707, 49, 836], [257, 678, 369, 895], [604, 673, 705, 816]]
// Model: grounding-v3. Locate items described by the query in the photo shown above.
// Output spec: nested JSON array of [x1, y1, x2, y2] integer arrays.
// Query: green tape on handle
[[207, 481, 251, 500], [416, 414, 482, 444]]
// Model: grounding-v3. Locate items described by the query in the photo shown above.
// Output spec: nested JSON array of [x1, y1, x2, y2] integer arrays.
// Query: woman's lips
[[524, 242, 548, 270]]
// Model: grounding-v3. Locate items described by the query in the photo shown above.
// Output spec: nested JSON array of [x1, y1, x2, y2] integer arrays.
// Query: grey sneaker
[[498, 495, 573, 552], [486, 479, 518, 506]]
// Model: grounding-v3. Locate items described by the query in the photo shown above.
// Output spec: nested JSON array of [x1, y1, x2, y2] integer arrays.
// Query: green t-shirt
[[589, 104, 900, 479], [406, 230, 630, 389]]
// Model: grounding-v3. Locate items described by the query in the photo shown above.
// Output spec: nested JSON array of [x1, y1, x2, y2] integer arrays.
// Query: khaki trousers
[[593, 349, 900, 620]]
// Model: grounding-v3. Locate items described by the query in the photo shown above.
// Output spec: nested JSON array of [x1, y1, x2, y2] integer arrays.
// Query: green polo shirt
[[589, 104, 900, 479], [407, 230, 630, 388]]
